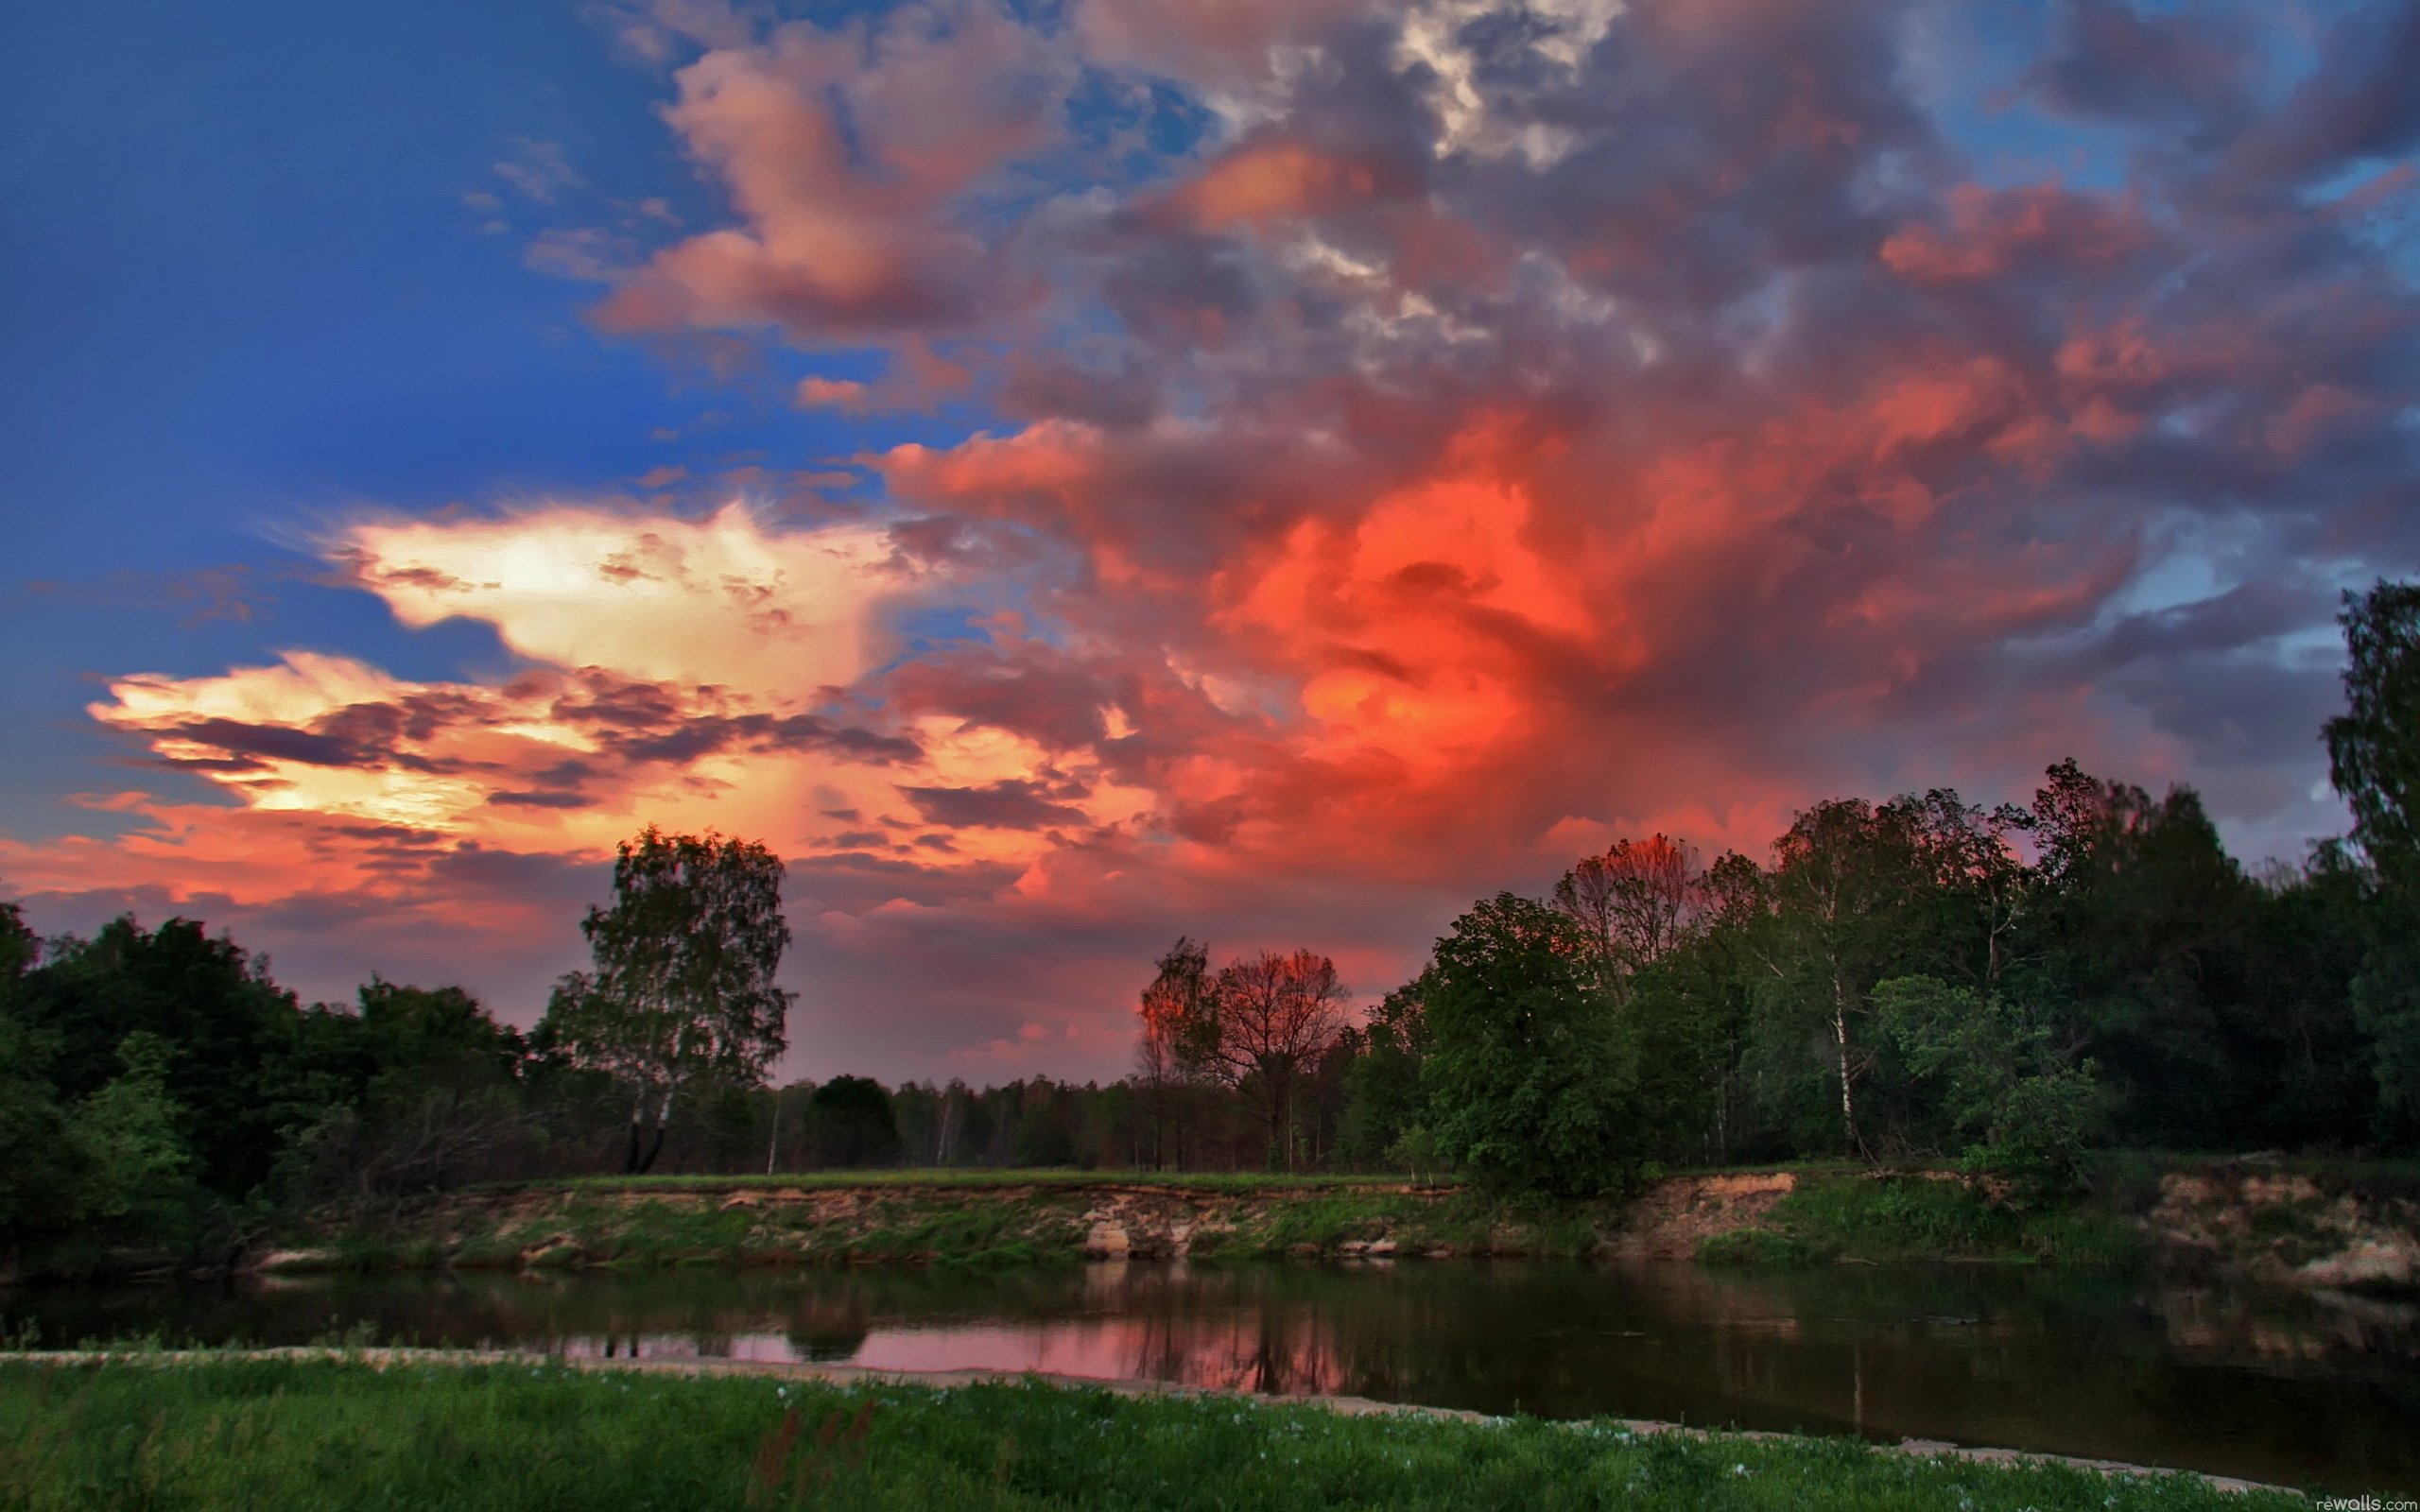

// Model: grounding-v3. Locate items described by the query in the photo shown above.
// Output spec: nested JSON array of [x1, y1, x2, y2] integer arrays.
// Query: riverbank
[[240, 1157, 2411, 1288], [0, 1350, 2300, 1507], [279, 1169, 1811, 1272], [15, 1156, 2409, 1290]]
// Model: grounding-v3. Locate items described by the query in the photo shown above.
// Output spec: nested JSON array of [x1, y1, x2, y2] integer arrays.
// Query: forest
[[3, 580, 2415, 1262]]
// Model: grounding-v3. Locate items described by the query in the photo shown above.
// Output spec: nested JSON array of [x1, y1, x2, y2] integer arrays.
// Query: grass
[[1695, 1175, 2142, 1268], [0, 1356, 2294, 1511]]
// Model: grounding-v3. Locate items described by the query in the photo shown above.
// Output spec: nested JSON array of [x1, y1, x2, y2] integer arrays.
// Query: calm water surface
[[12, 1261, 2416, 1493]]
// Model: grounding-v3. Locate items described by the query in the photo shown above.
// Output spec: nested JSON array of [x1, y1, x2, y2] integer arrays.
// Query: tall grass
[[0, 1357, 2291, 1511]]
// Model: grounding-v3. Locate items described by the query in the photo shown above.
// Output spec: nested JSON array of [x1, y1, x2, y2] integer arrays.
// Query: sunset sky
[[6, 0, 2418, 1082]]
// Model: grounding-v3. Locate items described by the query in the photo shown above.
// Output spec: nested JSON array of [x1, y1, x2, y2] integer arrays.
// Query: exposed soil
[[2144, 1164, 2420, 1293], [1594, 1171, 1798, 1260]]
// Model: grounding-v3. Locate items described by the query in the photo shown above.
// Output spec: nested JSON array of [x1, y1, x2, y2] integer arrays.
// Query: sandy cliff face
[[2144, 1168, 2420, 1292], [1594, 1172, 1799, 1260]]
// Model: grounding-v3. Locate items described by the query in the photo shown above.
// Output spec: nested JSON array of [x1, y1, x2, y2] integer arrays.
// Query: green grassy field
[[0, 1357, 2293, 1511]]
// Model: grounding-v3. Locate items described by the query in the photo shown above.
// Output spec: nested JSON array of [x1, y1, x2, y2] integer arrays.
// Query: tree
[[0, 900, 33, 994], [803, 1075, 902, 1168], [274, 981, 531, 1214], [1199, 949, 1349, 1170], [541, 827, 795, 1174], [2327, 579, 2420, 887], [1628, 850, 1771, 1164], [1885, 789, 2031, 986], [74, 1031, 198, 1230], [1338, 981, 1429, 1168], [13, 916, 301, 1202], [1134, 937, 1213, 1169], [2326, 579, 2420, 1131], [1551, 833, 1704, 980], [1754, 799, 1928, 1158], [1421, 894, 1639, 1197], [1874, 976, 2105, 1203], [2018, 762, 2255, 1146]]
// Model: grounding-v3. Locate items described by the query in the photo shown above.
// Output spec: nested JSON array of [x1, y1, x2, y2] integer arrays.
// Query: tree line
[[4, 580, 2415, 1262]]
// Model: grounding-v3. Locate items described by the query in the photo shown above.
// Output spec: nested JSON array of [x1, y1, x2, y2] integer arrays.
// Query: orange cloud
[[1172, 141, 1382, 230]]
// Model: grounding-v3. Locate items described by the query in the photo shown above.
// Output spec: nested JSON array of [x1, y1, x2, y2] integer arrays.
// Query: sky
[[4, 0, 2418, 1085]]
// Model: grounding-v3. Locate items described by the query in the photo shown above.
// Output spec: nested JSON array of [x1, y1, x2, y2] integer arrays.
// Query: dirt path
[[0, 1347, 2296, 1498]]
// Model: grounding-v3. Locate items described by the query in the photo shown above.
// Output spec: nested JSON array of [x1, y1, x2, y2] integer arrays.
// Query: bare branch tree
[[1552, 833, 1705, 980], [1203, 949, 1349, 1171]]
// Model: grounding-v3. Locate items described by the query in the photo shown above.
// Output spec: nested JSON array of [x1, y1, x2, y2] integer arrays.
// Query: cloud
[[17, 0, 2420, 1080], [2226, 0, 2420, 185], [899, 779, 1093, 830], [331, 503, 908, 697], [592, 0, 1072, 344], [493, 138, 584, 204]]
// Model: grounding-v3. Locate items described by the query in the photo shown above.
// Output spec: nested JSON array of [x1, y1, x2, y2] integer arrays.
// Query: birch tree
[[543, 826, 794, 1174]]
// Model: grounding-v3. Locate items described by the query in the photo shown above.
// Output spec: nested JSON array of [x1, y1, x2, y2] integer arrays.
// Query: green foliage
[[0, 1006, 200, 1246], [75, 1032, 197, 1228], [1337, 986, 1427, 1167], [0, 1007, 84, 1238], [2326, 578, 2420, 888], [1776, 1177, 2021, 1259], [2351, 909, 2420, 1138], [1874, 977, 2105, 1203], [11, 916, 302, 1203], [0, 1359, 2295, 1511], [1420, 895, 1642, 1198], [538, 827, 795, 1174], [2016, 765, 2257, 1149], [271, 981, 531, 1218], [2318, 578, 2420, 1135]]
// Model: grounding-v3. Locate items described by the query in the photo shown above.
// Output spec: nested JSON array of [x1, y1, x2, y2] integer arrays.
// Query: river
[[9, 1260, 2414, 1492]]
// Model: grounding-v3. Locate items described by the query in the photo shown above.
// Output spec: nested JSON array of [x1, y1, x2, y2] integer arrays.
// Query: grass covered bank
[[1692, 1172, 2139, 1267], [261, 1156, 2413, 1282], [0, 1355, 2294, 1510], [299, 1174, 1637, 1273]]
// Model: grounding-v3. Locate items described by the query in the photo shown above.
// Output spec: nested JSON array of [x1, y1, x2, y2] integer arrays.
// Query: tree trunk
[[765, 1086, 783, 1176], [623, 1103, 648, 1175], [1832, 974, 1861, 1158], [632, 1088, 675, 1176]]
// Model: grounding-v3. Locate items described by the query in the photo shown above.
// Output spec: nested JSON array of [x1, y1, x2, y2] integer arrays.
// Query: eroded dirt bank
[[2143, 1164, 2420, 1291]]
